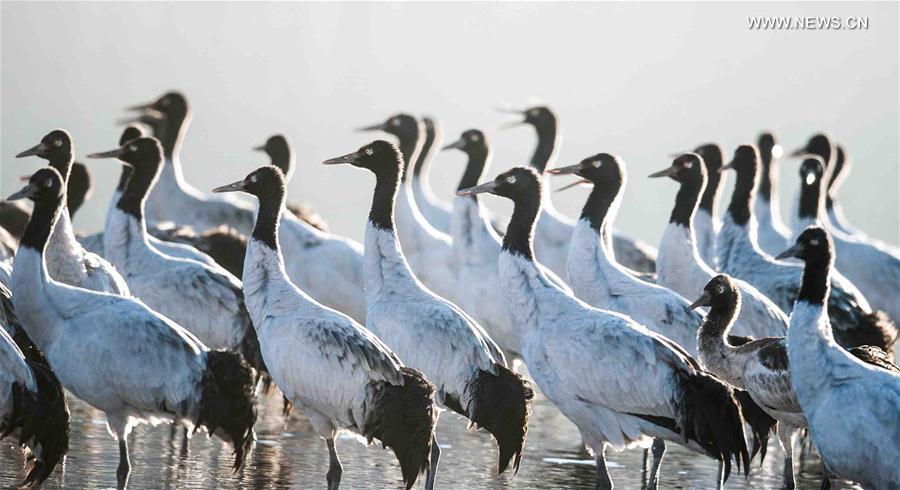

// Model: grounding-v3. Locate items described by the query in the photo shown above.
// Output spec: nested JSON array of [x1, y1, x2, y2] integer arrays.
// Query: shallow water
[[1, 391, 855, 489]]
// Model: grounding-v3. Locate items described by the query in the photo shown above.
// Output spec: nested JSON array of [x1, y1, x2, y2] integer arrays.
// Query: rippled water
[[2, 390, 854, 489]]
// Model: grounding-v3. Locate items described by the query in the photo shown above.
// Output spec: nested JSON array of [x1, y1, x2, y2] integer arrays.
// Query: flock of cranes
[[1, 90, 898, 490]]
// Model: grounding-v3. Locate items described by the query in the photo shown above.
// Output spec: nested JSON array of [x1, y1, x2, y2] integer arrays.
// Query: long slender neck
[[759, 153, 776, 202], [414, 126, 437, 178], [270, 148, 293, 179], [529, 125, 557, 173], [727, 169, 755, 226], [503, 194, 539, 261], [581, 177, 621, 249], [798, 255, 830, 305], [160, 111, 188, 160], [671, 178, 703, 228], [47, 153, 73, 183], [699, 168, 722, 215], [458, 147, 489, 192], [253, 189, 285, 253], [797, 180, 823, 220], [116, 165, 133, 192], [397, 133, 420, 183], [20, 197, 63, 254], [698, 297, 738, 340], [116, 160, 161, 223], [370, 162, 402, 231]]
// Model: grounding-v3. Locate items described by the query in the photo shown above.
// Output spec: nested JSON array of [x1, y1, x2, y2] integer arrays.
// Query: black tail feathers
[[676, 370, 750, 482], [237, 323, 274, 393], [465, 365, 535, 475], [854, 311, 897, 362], [197, 349, 258, 473], [733, 389, 776, 465], [1, 360, 70, 487], [363, 367, 437, 490]]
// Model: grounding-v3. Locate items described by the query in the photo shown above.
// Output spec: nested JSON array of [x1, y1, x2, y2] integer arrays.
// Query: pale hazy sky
[[2, 1, 898, 246]]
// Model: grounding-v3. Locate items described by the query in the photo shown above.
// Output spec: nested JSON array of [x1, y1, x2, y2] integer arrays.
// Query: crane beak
[[125, 100, 155, 112], [356, 122, 386, 132], [546, 163, 583, 176], [647, 166, 675, 178], [457, 180, 499, 196], [7, 182, 36, 201], [86, 147, 127, 159], [720, 161, 735, 172], [322, 151, 360, 166], [441, 138, 465, 151], [788, 146, 807, 158], [775, 243, 803, 261], [686, 292, 711, 311], [15, 142, 47, 158], [211, 179, 247, 193], [498, 120, 525, 130], [252, 144, 266, 152]]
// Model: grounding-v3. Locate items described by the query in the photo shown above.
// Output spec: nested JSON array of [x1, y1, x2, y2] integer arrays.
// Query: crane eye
[[250, 175, 258, 183], [506, 175, 517, 184], [592, 160, 601, 168], [810, 238, 820, 246], [683, 161, 693, 169], [805, 173, 816, 186], [161, 98, 170, 107], [529, 109, 540, 117], [470, 134, 480, 142], [365, 148, 374, 156], [54, 139, 63, 147], [129, 144, 138, 152], [42, 178, 53, 188], [391, 118, 401, 127]]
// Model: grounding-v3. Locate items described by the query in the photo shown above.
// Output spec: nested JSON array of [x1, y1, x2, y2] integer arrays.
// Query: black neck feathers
[[696, 145, 723, 214], [116, 166, 133, 192], [116, 156, 161, 221], [397, 132, 420, 183], [252, 186, 284, 252], [581, 175, 621, 233], [758, 149, 774, 203], [369, 154, 403, 231], [503, 197, 538, 260], [414, 120, 437, 177], [798, 178, 822, 220], [20, 197, 62, 253], [499, 170, 543, 260], [798, 254, 830, 305], [671, 180, 702, 227], [458, 145, 490, 193], [529, 125, 557, 173], [703, 296, 738, 339], [47, 154, 73, 183], [726, 148, 759, 226]]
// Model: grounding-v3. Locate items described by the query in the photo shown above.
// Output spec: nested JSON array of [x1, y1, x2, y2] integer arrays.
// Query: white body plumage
[[657, 222, 788, 339], [365, 222, 503, 407], [787, 300, 900, 488], [278, 208, 367, 324], [102, 207, 252, 352], [243, 237, 404, 436], [569, 219, 702, 355], [394, 183, 459, 305]]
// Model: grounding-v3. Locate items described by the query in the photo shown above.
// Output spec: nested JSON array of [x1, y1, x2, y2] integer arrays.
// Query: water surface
[[1, 390, 854, 488]]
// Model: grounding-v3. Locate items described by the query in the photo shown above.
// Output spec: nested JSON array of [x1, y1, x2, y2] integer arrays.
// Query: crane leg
[[326, 437, 342, 490], [594, 443, 613, 490], [425, 434, 441, 490], [647, 438, 666, 489]]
